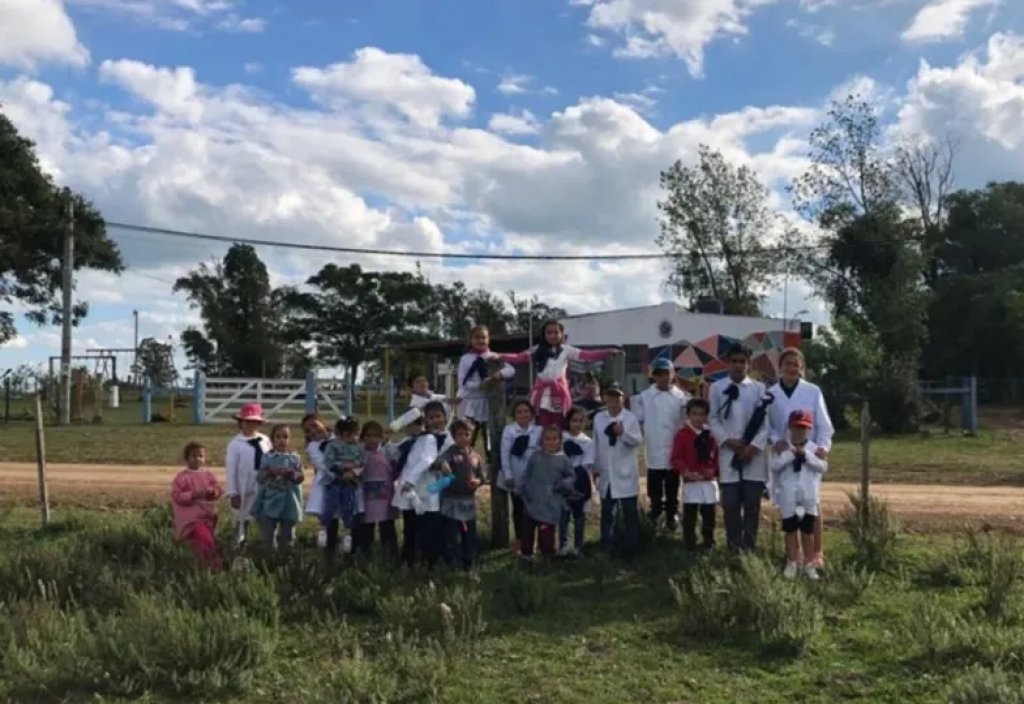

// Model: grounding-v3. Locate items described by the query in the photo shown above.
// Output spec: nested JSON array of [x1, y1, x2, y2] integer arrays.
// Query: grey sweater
[[522, 451, 575, 525]]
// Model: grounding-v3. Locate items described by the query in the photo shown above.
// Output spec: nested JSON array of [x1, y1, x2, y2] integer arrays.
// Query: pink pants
[[184, 522, 222, 572], [536, 409, 566, 430]]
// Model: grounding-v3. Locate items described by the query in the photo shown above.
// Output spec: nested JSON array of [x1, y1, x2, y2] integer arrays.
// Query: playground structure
[[44, 355, 122, 423], [919, 377, 979, 435]]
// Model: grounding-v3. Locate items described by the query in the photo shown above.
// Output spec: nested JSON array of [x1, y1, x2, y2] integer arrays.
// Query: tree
[[658, 145, 788, 315], [173, 245, 295, 377], [181, 327, 218, 375], [132, 337, 178, 386], [802, 317, 882, 431], [893, 136, 957, 286], [289, 263, 434, 382], [506, 291, 568, 336], [791, 96, 928, 432], [924, 182, 1024, 378], [0, 111, 124, 345]]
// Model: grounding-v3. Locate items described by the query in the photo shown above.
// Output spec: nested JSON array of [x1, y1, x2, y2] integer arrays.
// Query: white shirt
[[708, 376, 770, 484], [767, 379, 834, 450], [770, 439, 827, 519], [224, 432, 271, 520], [633, 384, 689, 470], [389, 392, 449, 432], [500, 422, 542, 493], [456, 351, 514, 422], [392, 430, 454, 514], [562, 431, 595, 471], [592, 408, 643, 499]]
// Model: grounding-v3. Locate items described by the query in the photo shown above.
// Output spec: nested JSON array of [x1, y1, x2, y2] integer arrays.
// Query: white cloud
[[0, 0, 89, 68], [68, 0, 246, 32], [488, 109, 542, 135], [293, 47, 475, 128], [244, 62, 263, 74], [897, 32, 1024, 183], [5, 335, 29, 350], [215, 14, 266, 32], [901, 0, 998, 43], [497, 73, 532, 95], [573, 0, 778, 76], [99, 59, 204, 122]]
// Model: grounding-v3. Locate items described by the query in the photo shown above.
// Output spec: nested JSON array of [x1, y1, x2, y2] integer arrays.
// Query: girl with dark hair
[[498, 320, 621, 429], [456, 325, 515, 453]]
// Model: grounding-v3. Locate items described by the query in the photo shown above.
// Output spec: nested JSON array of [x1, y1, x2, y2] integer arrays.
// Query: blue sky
[[2, 0, 1024, 375]]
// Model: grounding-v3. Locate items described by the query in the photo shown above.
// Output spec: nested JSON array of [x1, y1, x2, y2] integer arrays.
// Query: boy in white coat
[[593, 383, 643, 559], [392, 400, 454, 568], [634, 357, 689, 531], [709, 345, 771, 552], [224, 403, 272, 547], [770, 409, 828, 580], [767, 347, 834, 568]]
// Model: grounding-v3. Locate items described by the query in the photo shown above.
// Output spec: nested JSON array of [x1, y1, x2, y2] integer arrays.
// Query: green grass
[[0, 505, 1022, 703], [3, 404, 1023, 489]]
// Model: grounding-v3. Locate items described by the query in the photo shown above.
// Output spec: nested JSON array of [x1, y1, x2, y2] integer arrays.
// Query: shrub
[[946, 666, 1024, 704], [320, 643, 450, 704], [502, 569, 558, 616], [973, 534, 1023, 624], [669, 554, 821, 655], [376, 579, 486, 653], [809, 561, 876, 608], [841, 493, 899, 571], [901, 597, 969, 666]]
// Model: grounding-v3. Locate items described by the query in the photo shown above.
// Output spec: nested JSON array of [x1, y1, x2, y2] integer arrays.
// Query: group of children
[[170, 320, 833, 579]]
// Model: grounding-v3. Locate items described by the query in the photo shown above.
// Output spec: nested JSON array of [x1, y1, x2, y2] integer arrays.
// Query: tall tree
[[132, 337, 178, 386], [0, 111, 123, 345], [658, 145, 790, 315], [924, 182, 1024, 378], [173, 245, 294, 377], [507, 291, 568, 336], [431, 282, 515, 339], [289, 264, 434, 381], [791, 96, 928, 432]]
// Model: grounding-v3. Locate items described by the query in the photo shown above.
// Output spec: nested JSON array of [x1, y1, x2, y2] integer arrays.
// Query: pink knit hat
[[233, 403, 265, 423]]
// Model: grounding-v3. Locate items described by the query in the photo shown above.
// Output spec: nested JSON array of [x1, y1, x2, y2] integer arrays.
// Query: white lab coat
[[304, 437, 332, 518], [388, 392, 448, 432], [392, 431, 454, 515], [592, 408, 643, 499], [767, 379, 835, 450], [500, 422, 542, 494], [708, 376, 770, 484], [456, 352, 514, 422], [562, 431, 595, 471], [633, 384, 689, 470], [770, 439, 827, 519], [224, 432, 271, 523]]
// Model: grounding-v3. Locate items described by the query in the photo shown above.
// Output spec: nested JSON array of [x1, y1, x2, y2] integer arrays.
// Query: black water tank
[[693, 297, 724, 314]]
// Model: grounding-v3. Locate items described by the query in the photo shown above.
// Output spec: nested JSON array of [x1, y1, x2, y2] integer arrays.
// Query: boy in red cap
[[770, 409, 828, 580]]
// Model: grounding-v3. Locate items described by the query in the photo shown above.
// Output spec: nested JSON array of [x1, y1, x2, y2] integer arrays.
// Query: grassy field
[[0, 504, 1022, 703], [2, 397, 1023, 486]]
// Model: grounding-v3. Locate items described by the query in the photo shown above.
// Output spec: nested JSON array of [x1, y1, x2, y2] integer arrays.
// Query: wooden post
[[859, 399, 871, 519], [34, 393, 51, 527], [486, 358, 510, 549]]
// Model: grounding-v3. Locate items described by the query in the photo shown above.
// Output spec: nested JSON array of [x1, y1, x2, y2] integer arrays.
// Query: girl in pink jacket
[[498, 320, 621, 429], [170, 441, 223, 571]]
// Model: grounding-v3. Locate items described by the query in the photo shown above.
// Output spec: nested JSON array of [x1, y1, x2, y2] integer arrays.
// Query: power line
[[109, 220, 826, 261]]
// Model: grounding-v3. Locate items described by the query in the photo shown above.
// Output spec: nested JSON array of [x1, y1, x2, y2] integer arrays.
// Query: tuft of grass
[[841, 493, 900, 571], [946, 666, 1024, 704], [973, 533, 1023, 624], [500, 568, 558, 616], [669, 554, 822, 655]]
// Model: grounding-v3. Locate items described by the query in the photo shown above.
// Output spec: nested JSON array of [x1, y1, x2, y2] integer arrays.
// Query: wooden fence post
[[860, 399, 871, 519], [34, 393, 51, 527], [486, 359, 510, 549]]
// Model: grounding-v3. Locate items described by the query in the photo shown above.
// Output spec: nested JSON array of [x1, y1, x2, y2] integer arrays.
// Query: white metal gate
[[203, 377, 308, 423]]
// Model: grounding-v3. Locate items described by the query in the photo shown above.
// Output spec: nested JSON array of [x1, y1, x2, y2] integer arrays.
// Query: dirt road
[[1, 462, 1021, 531]]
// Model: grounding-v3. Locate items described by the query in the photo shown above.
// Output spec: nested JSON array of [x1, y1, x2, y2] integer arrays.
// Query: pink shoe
[[809, 552, 825, 568]]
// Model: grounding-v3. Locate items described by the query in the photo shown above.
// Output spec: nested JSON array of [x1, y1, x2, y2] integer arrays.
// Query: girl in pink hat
[[224, 403, 271, 546]]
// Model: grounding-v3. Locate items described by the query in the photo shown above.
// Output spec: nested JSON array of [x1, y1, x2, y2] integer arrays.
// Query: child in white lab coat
[[224, 403, 271, 547], [592, 383, 643, 560], [770, 409, 828, 580]]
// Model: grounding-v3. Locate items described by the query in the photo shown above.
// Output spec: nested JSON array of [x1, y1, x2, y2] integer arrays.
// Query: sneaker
[[809, 552, 825, 568], [316, 528, 328, 548], [783, 561, 799, 579], [665, 518, 679, 533], [804, 564, 821, 581], [511, 539, 522, 556], [342, 534, 353, 554], [558, 544, 574, 557]]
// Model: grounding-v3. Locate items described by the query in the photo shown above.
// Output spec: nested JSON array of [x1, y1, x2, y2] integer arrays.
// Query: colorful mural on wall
[[649, 330, 802, 387]]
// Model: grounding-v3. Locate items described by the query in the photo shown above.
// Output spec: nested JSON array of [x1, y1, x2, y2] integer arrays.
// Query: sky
[[2, 0, 1024, 375]]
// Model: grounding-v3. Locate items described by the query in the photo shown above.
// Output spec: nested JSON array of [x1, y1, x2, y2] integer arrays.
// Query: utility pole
[[133, 309, 139, 385], [59, 191, 74, 426]]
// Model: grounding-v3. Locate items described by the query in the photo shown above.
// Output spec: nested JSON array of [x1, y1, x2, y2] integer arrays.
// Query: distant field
[[2, 397, 1022, 485]]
